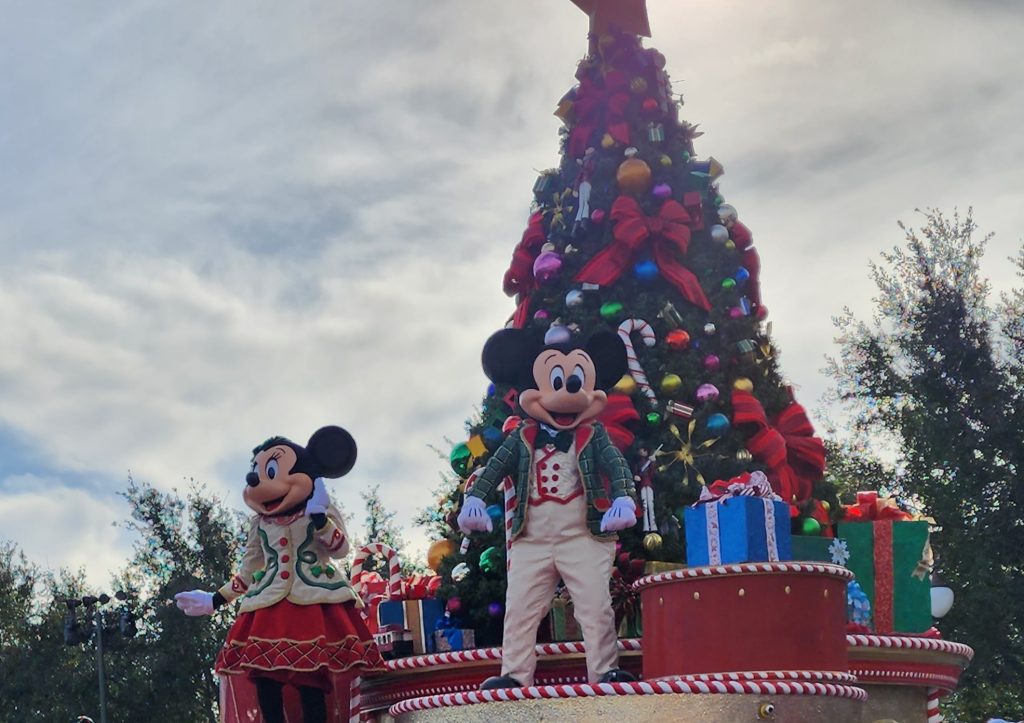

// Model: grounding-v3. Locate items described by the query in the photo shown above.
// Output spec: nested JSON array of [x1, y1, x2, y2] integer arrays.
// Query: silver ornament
[[565, 289, 585, 307], [709, 224, 730, 244], [545, 324, 572, 345], [704, 322, 717, 335], [451, 562, 471, 582], [717, 204, 738, 226], [541, 242, 556, 253]]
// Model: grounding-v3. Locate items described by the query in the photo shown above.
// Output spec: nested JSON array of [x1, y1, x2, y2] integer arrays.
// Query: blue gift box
[[433, 626, 476, 652], [684, 496, 792, 566], [378, 598, 445, 656]]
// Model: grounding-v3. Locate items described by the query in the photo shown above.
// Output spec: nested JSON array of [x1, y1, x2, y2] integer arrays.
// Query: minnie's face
[[519, 348, 608, 430], [243, 445, 314, 515]]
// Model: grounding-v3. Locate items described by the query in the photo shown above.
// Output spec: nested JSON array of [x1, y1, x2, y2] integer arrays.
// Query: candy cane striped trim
[[848, 668, 962, 690], [927, 686, 943, 722], [617, 318, 657, 404], [382, 639, 642, 671], [674, 671, 857, 684], [846, 635, 974, 660], [388, 680, 868, 716], [503, 476, 516, 571], [634, 562, 854, 590], [351, 542, 403, 600]]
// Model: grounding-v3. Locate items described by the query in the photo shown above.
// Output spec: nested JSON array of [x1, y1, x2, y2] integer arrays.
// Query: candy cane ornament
[[617, 318, 657, 405], [351, 542, 403, 608]]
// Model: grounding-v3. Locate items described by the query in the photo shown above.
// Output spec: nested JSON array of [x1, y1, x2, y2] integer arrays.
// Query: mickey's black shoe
[[598, 669, 637, 684], [480, 675, 523, 690]]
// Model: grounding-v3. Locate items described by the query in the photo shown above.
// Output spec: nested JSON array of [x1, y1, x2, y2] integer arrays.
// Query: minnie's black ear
[[585, 329, 628, 391], [306, 425, 357, 478], [481, 329, 542, 388]]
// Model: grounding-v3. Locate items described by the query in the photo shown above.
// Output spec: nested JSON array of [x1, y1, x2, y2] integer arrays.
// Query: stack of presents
[[359, 481, 935, 662]]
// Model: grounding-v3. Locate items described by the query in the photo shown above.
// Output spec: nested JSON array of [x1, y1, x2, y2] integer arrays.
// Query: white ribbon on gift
[[697, 471, 782, 565]]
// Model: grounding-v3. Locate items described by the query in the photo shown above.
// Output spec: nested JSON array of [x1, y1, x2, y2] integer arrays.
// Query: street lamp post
[[63, 591, 137, 723]]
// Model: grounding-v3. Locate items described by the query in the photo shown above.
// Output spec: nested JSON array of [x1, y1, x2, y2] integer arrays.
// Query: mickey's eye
[[566, 365, 585, 394], [266, 459, 279, 480], [549, 366, 565, 391]]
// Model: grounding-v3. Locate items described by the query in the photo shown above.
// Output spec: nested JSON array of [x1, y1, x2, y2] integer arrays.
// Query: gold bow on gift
[[656, 418, 720, 486], [545, 189, 575, 233]]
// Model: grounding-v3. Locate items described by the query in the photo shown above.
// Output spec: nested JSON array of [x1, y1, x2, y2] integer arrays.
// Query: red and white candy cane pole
[[503, 476, 516, 572], [351, 542, 402, 606], [617, 318, 657, 405], [926, 687, 942, 723]]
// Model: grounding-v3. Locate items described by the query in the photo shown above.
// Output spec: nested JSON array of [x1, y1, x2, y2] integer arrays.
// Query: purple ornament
[[703, 354, 720, 372], [533, 251, 562, 282], [591, 208, 606, 224], [544, 325, 571, 345], [695, 383, 720, 403], [533, 309, 550, 321], [729, 307, 745, 319], [488, 602, 504, 618], [652, 183, 673, 200]]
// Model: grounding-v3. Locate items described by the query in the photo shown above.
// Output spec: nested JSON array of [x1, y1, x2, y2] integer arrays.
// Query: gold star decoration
[[570, 0, 651, 38]]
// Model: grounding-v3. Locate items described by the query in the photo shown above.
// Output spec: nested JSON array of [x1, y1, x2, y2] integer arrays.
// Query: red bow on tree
[[727, 220, 762, 306], [575, 195, 711, 311], [567, 71, 632, 159], [597, 393, 640, 451], [731, 390, 826, 503], [503, 212, 546, 328]]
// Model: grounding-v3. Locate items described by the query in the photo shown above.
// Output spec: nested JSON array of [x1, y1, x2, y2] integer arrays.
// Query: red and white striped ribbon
[[617, 318, 657, 404]]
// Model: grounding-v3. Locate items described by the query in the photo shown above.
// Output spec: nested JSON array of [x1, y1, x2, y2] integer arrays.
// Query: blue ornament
[[634, 258, 659, 282], [486, 504, 504, 525], [705, 413, 730, 436], [847, 580, 872, 629], [734, 266, 750, 284], [487, 383, 496, 396], [482, 426, 502, 444]]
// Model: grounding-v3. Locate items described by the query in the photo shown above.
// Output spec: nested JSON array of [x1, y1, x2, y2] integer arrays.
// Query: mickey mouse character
[[175, 426, 383, 723], [459, 328, 639, 689]]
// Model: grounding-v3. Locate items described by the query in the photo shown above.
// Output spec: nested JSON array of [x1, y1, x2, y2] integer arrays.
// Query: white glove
[[457, 496, 493, 533], [600, 496, 638, 532], [174, 590, 215, 617], [305, 477, 330, 516]]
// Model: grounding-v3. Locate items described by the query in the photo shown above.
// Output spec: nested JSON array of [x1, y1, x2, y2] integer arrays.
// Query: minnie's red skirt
[[216, 600, 384, 690]]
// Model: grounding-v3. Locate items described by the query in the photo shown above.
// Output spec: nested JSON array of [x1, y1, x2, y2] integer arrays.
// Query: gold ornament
[[724, 239, 736, 251], [660, 373, 683, 394], [732, 377, 754, 393], [643, 532, 663, 551], [613, 374, 638, 395], [616, 158, 653, 195], [630, 77, 648, 94], [426, 539, 457, 571], [659, 154, 672, 167], [821, 500, 831, 514], [735, 449, 753, 463], [657, 419, 721, 485]]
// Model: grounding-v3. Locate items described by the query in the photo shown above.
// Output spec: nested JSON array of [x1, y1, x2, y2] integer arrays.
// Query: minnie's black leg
[[298, 685, 327, 723], [254, 678, 285, 723]]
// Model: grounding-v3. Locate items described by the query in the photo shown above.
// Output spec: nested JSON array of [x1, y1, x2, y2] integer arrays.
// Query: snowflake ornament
[[829, 538, 850, 566]]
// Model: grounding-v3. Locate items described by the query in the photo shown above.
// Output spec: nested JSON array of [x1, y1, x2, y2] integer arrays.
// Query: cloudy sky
[[1, 1, 1022, 587]]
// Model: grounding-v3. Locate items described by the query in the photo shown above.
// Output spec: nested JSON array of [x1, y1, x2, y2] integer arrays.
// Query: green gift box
[[837, 519, 932, 633], [548, 597, 582, 642], [791, 535, 841, 563]]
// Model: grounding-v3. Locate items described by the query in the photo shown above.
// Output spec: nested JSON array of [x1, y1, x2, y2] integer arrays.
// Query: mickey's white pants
[[500, 494, 618, 686]]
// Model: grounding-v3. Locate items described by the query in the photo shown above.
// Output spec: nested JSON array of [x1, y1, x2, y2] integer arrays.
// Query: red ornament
[[666, 329, 691, 350], [642, 97, 659, 117], [446, 597, 463, 615], [502, 415, 523, 434]]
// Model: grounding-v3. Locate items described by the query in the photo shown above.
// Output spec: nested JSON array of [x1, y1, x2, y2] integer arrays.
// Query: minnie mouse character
[[458, 328, 639, 689], [175, 425, 383, 723]]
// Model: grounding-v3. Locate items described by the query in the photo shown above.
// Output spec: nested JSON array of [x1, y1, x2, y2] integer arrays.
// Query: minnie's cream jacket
[[217, 505, 359, 613]]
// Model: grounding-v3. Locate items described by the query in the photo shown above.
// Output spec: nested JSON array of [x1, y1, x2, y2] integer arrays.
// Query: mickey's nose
[[246, 472, 260, 487]]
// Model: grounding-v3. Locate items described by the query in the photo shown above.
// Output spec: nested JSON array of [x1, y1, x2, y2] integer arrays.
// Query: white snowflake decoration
[[829, 538, 850, 566]]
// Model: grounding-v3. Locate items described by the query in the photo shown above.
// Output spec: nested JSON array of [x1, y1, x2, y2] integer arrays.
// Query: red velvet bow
[[575, 195, 711, 311], [611, 552, 645, 630], [728, 220, 762, 306], [843, 491, 912, 522], [731, 391, 826, 502], [597, 393, 640, 451], [567, 71, 632, 159], [503, 212, 546, 328], [401, 573, 442, 600], [700, 470, 778, 503]]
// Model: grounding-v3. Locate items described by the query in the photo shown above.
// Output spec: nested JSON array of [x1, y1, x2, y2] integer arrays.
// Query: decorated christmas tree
[[426, 0, 835, 639]]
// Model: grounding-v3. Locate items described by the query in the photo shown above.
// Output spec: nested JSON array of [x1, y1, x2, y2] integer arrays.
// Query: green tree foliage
[[356, 483, 421, 577], [827, 209, 1024, 720]]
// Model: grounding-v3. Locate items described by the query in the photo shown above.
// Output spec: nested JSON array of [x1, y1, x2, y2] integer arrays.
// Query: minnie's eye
[[549, 366, 565, 391], [266, 459, 279, 480], [566, 365, 586, 393]]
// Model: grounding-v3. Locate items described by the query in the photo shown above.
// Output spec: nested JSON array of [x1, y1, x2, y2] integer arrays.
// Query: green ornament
[[646, 411, 662, 425], [721, 278, 737, 290], [479, 546, 502, 573], [450, 443, 472, 476], [800, 517, 823, 536], [714, 195, 725, 206], [600, 301, 624, 320], [680, 151, 691, 163], [311, 565, 323, 577]]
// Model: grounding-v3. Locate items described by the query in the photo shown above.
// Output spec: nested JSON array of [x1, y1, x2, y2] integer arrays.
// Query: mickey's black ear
[[306, 426, 357, 478], [481, 329, 541, 388], [585, 329, 628, 391]]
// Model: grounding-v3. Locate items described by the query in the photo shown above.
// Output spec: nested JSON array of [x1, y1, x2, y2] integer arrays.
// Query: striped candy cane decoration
[[926, 687, 942, 722], [617, 318, 657, 405], [351, 542, 403, 604], [503, 476, 516, 571], [349, 676, 361, 723]]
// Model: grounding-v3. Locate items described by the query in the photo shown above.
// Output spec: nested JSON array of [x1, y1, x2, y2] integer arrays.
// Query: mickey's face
[[243, 444, 314, 516], [519, 348, 608, 430]]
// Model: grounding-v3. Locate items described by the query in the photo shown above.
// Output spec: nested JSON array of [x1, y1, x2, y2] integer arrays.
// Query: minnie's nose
[[246, 472, 260, 487]]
